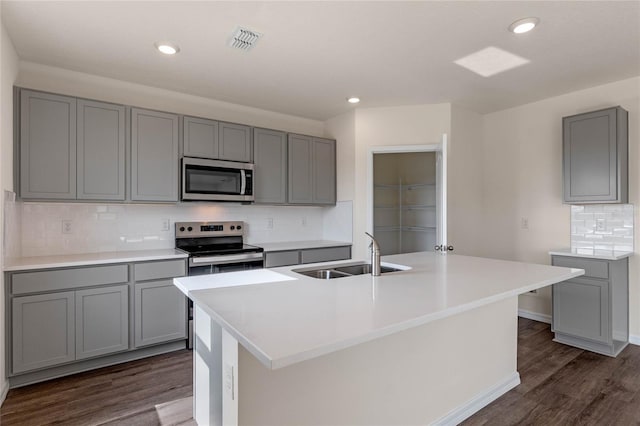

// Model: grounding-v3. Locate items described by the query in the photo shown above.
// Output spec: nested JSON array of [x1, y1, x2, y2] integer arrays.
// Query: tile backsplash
[[571, 204, 634, 253], [8, 201, 353, 258]]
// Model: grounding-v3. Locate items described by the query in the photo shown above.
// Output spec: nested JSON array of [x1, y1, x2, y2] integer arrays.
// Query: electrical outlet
[[521, 218, 529, 230], [267, 218, 274, 229], [596, 218, 606, 232], [161, 218, 170, 232], [302, 217, 307, 227], [62, 220, 72, 234]]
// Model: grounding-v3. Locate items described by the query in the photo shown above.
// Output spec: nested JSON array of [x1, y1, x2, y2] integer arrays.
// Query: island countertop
[[175, 252, 584, 370]]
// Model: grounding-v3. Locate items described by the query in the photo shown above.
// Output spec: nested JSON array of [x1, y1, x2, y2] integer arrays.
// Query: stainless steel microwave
[[181, 157, 254, 202]]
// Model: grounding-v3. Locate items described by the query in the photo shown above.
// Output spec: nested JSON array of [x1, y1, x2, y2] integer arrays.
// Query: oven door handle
[[189, 252, 263, 266], [240, 170, 247, 195]]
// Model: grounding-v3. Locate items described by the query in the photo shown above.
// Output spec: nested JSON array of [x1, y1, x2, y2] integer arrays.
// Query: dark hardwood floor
[[1, 319, 639, 425], [0, 350, 193, 426], [463, 318, 640, 425]]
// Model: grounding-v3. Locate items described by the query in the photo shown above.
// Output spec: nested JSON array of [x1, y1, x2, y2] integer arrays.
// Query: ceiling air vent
[[228, 27, 262, 51]]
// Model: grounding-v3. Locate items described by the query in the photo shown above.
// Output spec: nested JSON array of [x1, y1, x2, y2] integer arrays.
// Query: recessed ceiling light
[[454, 46, 530, 77], [347, 97, 360, 104], [155, 43, 180, 55], [509, 17, 539, 34]]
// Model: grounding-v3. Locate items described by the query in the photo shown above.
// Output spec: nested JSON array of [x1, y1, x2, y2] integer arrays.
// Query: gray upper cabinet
[[12, 291, 75, 374], [563, 106, 628, 204], [131, 108, 179, 202], [183, 116, 219, 159], [219, 122, 252, 162], [75, 285, 129, 360], [312, 137, 336, 204], [253, 128, 287, 204], [77, 100, 125, 200], [288, 134, 314, 204], [288, 134, 336, 205], [20, 90, 77, 200]]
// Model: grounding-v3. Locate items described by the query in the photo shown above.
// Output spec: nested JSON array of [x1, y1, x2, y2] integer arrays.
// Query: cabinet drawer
[[265, 251, 300, 268], [300, 246, 351, 264], [134, 259, 186, 281], [552, 256, 608, 279], [12, 265, 129, 295]]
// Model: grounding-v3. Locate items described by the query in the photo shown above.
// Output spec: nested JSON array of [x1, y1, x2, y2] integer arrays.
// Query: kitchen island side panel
[[236, 297, 518, 425]]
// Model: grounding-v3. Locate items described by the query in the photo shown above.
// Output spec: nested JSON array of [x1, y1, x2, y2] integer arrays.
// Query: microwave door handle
[[240, 169, 247, 195]]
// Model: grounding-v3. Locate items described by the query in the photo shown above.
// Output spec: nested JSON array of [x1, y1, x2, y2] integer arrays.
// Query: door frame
[[366, 134, 448, 251]]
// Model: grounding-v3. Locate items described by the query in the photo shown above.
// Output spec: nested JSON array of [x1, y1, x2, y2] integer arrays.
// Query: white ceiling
[[2, 1, 639, 120]]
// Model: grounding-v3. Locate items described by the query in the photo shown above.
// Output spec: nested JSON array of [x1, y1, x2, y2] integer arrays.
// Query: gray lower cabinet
[[131, 108, 179, 202], [12, 291, 75, 374], [20, 90, 77, 200], [551, 255, 629, 357], [133, 259, 187, 348], [563, 106, 628, 204], [134, 280, 186, 347], [75, 285, 128, 360], [77, 99, 126, 200], [7, 258, 187, 383], [253, 128, 287, 204], [184, 115, 219, 159], [288, 134, 336, 205], [265, 245, 352, 268]]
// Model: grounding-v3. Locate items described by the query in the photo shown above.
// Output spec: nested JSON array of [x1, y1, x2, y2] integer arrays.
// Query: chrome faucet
[[365, 232, 381, 276]]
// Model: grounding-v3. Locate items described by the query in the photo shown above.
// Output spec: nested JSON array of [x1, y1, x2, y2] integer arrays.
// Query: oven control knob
[[179, 226, 185, 232], [187, 226, 193, 232], [237, 225, 242, 230], [230, 226, 235, 230]]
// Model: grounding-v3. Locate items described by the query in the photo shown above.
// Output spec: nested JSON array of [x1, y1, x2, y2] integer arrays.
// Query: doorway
[[367, 135, 448, 256]]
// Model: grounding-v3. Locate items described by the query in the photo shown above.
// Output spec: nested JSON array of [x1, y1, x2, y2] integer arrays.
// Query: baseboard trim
[[518, 309, 551, 324], [0, 379, 9, 407], [432, 372, 521, 425], [630, 334, 640, 346]]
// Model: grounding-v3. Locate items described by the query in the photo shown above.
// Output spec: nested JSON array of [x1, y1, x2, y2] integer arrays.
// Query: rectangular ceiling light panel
[[229, 27, 262, 51], [454, 46, 530, 77]]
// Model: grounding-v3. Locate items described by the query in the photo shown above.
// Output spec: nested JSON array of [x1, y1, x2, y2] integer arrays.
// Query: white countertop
[[256, 240, 351, 252], [175, 252, 584, 370], [4, 249, 188, 271], [549, 248, 633, 261]]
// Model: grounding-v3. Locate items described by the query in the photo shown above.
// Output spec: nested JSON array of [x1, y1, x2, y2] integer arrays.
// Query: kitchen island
[[174, 252, 583, 425]]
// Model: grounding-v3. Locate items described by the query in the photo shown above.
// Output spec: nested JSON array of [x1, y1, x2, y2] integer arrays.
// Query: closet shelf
[[374, 226, 436, 232]]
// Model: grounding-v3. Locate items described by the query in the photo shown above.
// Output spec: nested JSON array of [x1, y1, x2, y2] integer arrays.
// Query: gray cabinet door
[[288, 134, 314, 204], [20, 90, 77, 200], [77, 99, 126, 200], [134, 280, 187, 347], [553, 277, 610, 344], [12, 291, 75, 373], [312, 138, 336, 204], [253, 128, 287, 204], [183, 116, 219, 159], [131, 108, 179, 201], [75, 285, 129, 360], [563, 107, 628, 203], [219, 122, 252, 162]]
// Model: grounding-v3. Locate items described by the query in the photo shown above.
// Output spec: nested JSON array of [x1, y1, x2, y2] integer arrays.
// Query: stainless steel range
[[175, 221, 264, 348], [176, 221, 264, 275]]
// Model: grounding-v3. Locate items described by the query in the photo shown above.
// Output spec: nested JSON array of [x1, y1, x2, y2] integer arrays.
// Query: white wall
[[0, 14, 19, 403], [18, 62, 325, 137], [482, 76, 640, 336], [450, 105, 485, 257]]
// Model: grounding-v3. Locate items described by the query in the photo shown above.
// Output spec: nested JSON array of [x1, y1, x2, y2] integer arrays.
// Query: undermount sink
[[293, 261, 409, 279]]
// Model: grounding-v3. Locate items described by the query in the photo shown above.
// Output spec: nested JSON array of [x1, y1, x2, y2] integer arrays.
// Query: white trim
[[432, 372, 521, 425], [630, 334, 640, 346], [0, 380, 9, 407], [518, 309, 552, 324]]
